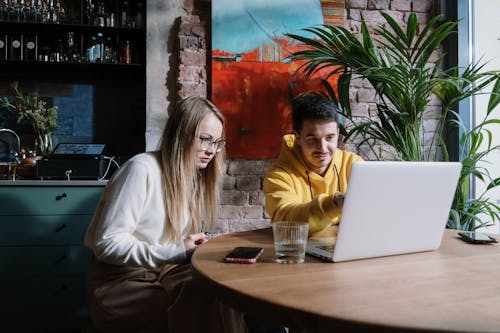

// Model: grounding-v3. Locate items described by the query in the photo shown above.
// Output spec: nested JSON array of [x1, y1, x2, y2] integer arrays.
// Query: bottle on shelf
[[66, 31, 80, 62], [119, 39, 131, 64], [47, 0, 57, 23], [86, 34, 96, 62], [107, 12, 115, 27], [119, 0, 129, 27], [51, 36, 64, 62], [135, 2, 144, 29], [9, 33, 23, 60], [55, 0, 64, 23], [23, 33, 37, 61], [6, 0, 14, 21], [41, 0, 50, 23], [12, 0, 22, 21], [94, 0, 105, 26], [84, 0, 95, 25], [39, 0, 63, 24], [0, 34, 7, 60], [103, 35, 116, 63], [24, 0, 35, 21], [95, 32, 104, 62], [0, 1, 6, 21], [37, 45, 49, 61], [86, 32, 104, 63], [33, 0, 42, 22]]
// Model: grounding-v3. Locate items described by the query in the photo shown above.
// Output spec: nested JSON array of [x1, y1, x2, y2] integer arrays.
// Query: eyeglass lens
[[200, 138, 225, 152]]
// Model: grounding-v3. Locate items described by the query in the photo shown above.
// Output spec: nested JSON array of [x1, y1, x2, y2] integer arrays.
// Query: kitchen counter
[[0, 179, 108, 186]]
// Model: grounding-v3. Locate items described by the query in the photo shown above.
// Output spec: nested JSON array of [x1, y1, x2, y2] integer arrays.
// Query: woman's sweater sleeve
[[86, 160, 186, 270]]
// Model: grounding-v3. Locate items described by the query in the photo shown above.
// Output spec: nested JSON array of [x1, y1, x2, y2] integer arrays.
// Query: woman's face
[[196, 112, 223, 169]]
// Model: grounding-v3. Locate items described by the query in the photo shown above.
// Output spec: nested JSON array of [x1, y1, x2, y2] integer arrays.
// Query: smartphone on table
[[224, 247, 264, 263], [458, 231, 498, 244]]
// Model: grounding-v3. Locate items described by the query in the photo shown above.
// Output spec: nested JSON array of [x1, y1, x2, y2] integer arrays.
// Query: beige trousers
[[87, 257, 247, 333]]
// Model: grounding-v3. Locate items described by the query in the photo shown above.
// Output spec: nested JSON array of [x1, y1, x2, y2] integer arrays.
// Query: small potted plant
[[0, 81, 60, 156]]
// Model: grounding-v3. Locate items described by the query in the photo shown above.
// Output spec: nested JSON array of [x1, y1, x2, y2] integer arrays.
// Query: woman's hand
[[183, 233, 207, 261], [184, 232, 208, 249]]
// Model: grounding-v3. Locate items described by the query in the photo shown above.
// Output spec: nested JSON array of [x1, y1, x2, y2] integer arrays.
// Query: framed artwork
[[212, 0, 344, 158]]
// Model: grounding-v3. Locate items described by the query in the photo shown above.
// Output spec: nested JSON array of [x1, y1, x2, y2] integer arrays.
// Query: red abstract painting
[[212, 0, 344, 158]]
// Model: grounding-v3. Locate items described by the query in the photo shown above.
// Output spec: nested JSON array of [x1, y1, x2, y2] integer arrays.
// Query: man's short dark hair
[[291, 94, 339, 133]]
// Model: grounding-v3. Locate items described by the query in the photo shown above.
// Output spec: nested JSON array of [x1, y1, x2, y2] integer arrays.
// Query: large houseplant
[[287, 12, 500, 230]]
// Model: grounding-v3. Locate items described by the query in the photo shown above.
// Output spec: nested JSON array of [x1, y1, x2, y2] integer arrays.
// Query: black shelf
[[0, 0, 146, 161], [0, 20, 145, 35], [0, 59, 144, 70]]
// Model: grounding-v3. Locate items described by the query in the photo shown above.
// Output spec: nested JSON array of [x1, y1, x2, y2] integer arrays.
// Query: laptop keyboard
[[319, 245, 335, 253]]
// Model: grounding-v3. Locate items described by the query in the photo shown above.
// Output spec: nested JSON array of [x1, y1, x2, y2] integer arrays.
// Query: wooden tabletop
[[192, 228, 500, 333]]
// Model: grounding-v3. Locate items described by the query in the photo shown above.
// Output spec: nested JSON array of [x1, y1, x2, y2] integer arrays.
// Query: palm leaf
[[487, 76, 500, 114]]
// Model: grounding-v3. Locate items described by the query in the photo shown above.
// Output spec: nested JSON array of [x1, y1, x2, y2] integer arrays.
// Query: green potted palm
[[287, 12, 500, 231]]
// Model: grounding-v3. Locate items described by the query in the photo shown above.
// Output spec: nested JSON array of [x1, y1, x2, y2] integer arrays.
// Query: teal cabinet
[[0, 182, 104, 332]]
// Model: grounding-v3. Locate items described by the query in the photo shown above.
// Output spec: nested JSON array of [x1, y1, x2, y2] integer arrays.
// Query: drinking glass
[[272, 221, 309, 264]]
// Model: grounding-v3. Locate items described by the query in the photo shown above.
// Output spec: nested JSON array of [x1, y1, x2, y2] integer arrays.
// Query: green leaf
[[405, 13, 418, 46], [380, 12, 409, 46], [487, 177, 500, 191], [337, 72, 352, 117], [487, 77, 500, 114], [360, 13, 375, 51]]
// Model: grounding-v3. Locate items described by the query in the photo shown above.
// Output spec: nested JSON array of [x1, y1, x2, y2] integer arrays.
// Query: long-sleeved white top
[[85, 152, 189, 270]]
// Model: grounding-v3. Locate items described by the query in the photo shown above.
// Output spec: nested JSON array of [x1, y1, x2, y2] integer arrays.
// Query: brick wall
[[177, 0, 438, 232]]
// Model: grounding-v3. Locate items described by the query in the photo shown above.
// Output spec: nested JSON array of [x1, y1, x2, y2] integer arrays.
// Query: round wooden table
[[192, 228, 500, 333]]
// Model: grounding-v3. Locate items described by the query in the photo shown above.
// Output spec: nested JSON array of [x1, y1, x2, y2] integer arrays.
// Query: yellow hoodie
[[263, 134, 363, 239]]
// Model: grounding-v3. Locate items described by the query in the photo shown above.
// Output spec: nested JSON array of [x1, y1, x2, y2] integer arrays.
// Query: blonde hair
[[158, 96, 226, 242]]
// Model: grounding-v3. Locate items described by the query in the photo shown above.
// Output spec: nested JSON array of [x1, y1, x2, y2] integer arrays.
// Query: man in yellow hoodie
[[263, 94, 363, 239]]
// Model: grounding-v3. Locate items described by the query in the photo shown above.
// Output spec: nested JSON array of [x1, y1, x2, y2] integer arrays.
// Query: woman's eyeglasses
[[199, 137, 226, 153]]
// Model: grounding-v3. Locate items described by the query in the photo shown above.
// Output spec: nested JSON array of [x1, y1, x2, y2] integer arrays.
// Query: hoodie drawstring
[[306, 170, 314, 200], [306, 165, 341, 201]]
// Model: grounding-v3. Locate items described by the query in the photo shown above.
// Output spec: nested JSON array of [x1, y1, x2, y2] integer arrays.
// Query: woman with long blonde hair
[[85, 96, 245, 333]]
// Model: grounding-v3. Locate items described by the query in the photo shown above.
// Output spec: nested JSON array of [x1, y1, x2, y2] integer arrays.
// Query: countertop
[[0, 180, 108, 186]]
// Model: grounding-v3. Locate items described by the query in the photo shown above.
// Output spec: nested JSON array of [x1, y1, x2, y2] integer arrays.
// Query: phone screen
[[458, 231, 498, 244], [224, 247, 264, 263]]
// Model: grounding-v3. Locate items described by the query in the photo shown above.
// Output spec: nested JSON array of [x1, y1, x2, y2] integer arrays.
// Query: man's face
[[295, 119, 338, 176]]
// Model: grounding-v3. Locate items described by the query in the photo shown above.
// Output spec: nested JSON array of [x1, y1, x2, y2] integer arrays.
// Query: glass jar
[[119, 39, 131, 64]]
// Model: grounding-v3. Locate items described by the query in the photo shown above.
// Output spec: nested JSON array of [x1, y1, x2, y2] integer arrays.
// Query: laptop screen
[[51, 143, 106, 158]]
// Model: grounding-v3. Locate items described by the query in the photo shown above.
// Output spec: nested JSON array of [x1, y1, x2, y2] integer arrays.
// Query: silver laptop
[[306, 161, 462, 262]]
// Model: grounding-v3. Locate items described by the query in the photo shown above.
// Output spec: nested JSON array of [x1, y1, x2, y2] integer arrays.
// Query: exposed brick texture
[[348, 0, 368, 9], [177, 0, 438, 233], [412, 0, 433, 12], [390, 0, 411, 11], [368, 0, 391, 10], [178, 13, 207, 99]]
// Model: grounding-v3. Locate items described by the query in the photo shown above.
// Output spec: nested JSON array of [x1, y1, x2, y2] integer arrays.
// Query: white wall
[[472, 0, 500, 233], [146, 0, 184, 151]]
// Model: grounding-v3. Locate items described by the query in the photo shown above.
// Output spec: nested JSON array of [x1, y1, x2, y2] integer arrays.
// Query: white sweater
[[85, 152, 188, 270]]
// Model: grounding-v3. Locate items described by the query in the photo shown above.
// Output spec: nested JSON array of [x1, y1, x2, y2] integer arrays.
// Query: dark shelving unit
[[0, 0, 146, 162]]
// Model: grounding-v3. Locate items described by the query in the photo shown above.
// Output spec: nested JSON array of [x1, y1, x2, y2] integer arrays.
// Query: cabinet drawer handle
[[55, 255, 68, 264], [53, 283, 69, 296], [55, 223, 67, 232], [56, 193, 67, 200]]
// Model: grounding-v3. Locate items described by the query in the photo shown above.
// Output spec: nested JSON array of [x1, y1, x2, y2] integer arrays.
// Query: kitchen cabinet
[[0, 181, 105, 332]]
